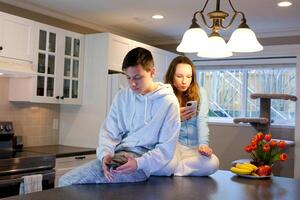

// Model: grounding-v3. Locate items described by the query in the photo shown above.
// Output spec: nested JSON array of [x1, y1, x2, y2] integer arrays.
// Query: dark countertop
[[23, 145, 96, 158], [2, 170, 300, 200]]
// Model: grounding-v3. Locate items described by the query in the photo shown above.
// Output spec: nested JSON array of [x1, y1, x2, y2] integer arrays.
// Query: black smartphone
[[106, 154, 128, 170]]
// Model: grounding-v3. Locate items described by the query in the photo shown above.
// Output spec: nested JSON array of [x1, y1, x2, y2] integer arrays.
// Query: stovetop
[[0, 150, 55, 176]]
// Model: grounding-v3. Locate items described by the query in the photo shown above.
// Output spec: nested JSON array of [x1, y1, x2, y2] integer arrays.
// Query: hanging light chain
[[193, 0, 248, 31]]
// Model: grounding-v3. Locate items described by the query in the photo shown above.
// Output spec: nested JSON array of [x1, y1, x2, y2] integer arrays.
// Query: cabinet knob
[[0, 46, 3, 51], [60, 96, 64, 99], [56, 96, 60, 99]]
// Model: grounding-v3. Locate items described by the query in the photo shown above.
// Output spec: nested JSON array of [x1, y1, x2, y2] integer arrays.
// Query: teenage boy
[[59, 47, 180, 186]]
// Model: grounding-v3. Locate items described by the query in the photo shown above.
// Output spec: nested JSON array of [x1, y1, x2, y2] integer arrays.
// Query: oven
[[0, 121, 56, 198], [0, 151, 56, 198]]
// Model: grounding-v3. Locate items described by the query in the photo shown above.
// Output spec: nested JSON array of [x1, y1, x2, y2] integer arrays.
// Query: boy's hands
[[102, 154, 114, 182], [180, 107, 197, 121], [114, 153, 137, 173], [102, 153, 137, 181]]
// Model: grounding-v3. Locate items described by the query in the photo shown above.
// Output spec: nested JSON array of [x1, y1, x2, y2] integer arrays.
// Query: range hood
[[0, 57, 35, 77]]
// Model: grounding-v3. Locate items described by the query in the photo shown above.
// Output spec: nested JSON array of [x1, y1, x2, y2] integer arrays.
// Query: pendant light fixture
[[177, 0, 263, 58]]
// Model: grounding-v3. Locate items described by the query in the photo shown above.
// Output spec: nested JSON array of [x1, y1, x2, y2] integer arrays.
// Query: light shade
[[197, 35, 232, 58], [227, 28, 263, 52], [176, 28, 208, 53]]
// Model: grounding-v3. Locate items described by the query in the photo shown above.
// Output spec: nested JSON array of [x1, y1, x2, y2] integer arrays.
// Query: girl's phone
[[186, 101, 197, 110]]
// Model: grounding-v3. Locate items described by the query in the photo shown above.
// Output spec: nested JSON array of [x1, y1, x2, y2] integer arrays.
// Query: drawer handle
[[75, 156, 86, 160]]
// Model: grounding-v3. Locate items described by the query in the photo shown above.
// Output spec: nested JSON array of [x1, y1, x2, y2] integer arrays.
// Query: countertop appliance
[[0, 121, 56, 198]]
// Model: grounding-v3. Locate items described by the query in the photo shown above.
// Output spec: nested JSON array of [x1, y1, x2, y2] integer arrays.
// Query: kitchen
[[0, 0, 300, 199]]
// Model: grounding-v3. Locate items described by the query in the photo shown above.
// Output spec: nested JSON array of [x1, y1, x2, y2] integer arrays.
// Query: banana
[[242, 163, 258, 171], [235, 163, 254, 172], [251, 172, 259, 177], [230, 167, 252, 175]]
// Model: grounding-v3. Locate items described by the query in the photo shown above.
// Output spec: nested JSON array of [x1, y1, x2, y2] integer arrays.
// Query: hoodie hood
[[133, 83, 174, 126], [135, 82, 174, 100]]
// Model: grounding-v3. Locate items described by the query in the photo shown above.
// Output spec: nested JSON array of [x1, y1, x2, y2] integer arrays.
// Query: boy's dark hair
[[122, 47, 154, 71]]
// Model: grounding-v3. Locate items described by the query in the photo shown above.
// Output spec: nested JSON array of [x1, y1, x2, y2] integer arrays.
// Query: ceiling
[[1, 0, 300, 45]]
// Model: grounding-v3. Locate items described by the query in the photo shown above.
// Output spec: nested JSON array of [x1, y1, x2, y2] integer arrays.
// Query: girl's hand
[[198, 145, 213, 157], [180, 106, 197, 121]]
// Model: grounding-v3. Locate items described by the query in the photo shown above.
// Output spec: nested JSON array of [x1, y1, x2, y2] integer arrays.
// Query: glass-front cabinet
[[62, 36, 81, 102], [8, 16, 84, 105], [36, 30, 56, 98], [32, 24, 83, 104]]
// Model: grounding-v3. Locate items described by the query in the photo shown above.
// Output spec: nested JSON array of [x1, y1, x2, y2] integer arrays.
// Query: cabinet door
[[32, 26, 60, 103], [108, 35, 131, 72], [0, 12, 34, 61], [61, 33, 83, 104], [152, 51, 167, 82]]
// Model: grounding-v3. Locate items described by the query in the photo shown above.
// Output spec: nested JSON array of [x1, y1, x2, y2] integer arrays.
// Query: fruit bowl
[[237, 173, 273, 179], [230, 161, 272, 178]]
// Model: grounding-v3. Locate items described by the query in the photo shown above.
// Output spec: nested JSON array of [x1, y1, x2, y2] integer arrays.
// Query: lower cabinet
[[55, 154, 96, 187]]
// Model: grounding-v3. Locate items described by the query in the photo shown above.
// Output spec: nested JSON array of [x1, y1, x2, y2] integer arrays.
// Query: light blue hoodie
[[97, 83, 180, 177]]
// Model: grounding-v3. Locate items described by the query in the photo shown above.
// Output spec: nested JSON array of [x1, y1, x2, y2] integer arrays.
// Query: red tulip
[[244, 145, 252, 153], [251, 143, 257, 150], [256, 132, 264, 141], [279, 153, 288, 161], [263, 144, 270, 152], [264, 134, 272, 142], [269, 140, 277, 148], [278, 141, 286, 149]]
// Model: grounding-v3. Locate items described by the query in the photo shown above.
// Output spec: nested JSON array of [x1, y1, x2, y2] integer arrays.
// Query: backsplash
[[0, 77, 59, 146]]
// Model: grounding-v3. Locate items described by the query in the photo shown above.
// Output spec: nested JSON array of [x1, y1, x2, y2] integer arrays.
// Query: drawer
[[55, 154, 96, 187], [55, 154, 96, 169]]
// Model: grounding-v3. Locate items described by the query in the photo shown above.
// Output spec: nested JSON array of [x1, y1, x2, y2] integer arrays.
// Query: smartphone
[[106, 154, 128, 170], [186, 100, 197, 110]]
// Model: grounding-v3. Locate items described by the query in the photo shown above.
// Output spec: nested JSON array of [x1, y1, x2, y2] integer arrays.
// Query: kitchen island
[[2, 170, 300, 200]]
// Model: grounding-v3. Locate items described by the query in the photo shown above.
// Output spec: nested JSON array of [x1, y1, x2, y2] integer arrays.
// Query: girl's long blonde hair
[[164, 56, 201, 108]]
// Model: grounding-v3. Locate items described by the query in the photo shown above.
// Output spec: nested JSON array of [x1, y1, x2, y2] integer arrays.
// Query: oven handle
[[0, 171, 55, 187]]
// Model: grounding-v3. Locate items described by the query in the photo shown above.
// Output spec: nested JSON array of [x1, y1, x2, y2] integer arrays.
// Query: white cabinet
[[9, 22, 84, 104], [0, 12, 34, 61], [107, 35, 132, 72], [55, 154, 96, 187], [105, 33, 177, 80]]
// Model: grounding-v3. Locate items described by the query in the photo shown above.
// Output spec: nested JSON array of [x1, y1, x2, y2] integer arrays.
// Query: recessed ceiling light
[[277, 1, 292, 7], [152, 15, 164, 20]]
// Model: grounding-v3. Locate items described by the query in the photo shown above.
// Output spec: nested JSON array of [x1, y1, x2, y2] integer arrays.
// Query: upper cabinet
[[0, 12, 34, 61], [105, 33, 177, 82], [107, 35, 132, 72], [9, 22, 84, 104]]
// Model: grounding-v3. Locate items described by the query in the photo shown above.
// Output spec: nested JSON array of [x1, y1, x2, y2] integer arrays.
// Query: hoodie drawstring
[[144, 97, 148, 125]]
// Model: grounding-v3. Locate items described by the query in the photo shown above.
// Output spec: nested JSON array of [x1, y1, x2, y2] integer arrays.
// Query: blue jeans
[[59, 152, 147, 187]]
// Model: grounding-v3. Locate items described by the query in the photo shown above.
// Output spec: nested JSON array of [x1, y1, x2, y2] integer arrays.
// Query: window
[[196, 59, 296, 125]]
